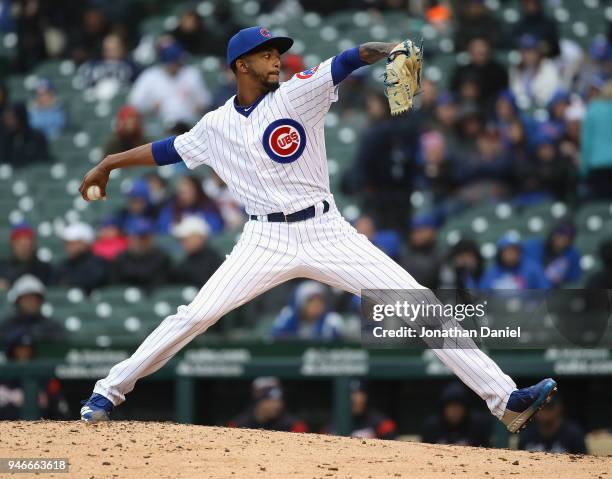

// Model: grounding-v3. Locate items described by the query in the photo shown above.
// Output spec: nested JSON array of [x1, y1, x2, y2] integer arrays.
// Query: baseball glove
[[383, 39, 423, 115]]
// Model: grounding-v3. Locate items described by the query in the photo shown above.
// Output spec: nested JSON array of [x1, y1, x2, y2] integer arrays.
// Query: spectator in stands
[[324, 379, 397, 439], [513, 132, 577, 205], [432, 92, 459, 149], [14, 0, 47, 72], [67, 6, 109, 65], [0, 332, 35, 419], [416, 78, 439, 125], [171, 216, 222, 286], [518, 395, 587, 453], [145, 172, 170, 220], [500, 118, 533, 171], [585, 240, 612, 289], [0, 223, 52, 290], [581, 81, 612, 199], [354, 214, 401, 261], [91, 216, 128, 261], [492, 90, 527, 150], [203, 171, 245, 230], [0, 274, 64, 343], [211, 66, 237, 110], [1, 102, 50, 167], [438, 239, 484, 289], [523, 221, 581, 288], [104, 106, 147, 156], [577, 38, 612, 95], [171, 9, 222, 56], [401, 214, 441, 289], [513, 0, 560, 58], [422, 382, 492, 447], [510, 34, 561, 109], [128, 38, 211, 125], [540, 90, 571, 143], [560, 101, 584, 167], [272, 281, 344, 341], [450, 38, 508, 112], [280, 53, 305, 81], [111, 218, 171, 289], [415, 129, 454, 208], [77, 33, 136, 89], [480, 234, 549, 289], [156, 175, 224, 235], [424, 0, 452, 34], [206, 2, 243, 57], [453, 0, 504, 52], [0, 330, 70, 420], [453, 125, 513, 204], [114, 178, 156, 230], [452, 103, 482, 161], [28, 78, 65, 140], [229, 376, 308, 433], [53, 222, 107, 293], [341, 90, 417, 230], [0, 0, 14, 33]]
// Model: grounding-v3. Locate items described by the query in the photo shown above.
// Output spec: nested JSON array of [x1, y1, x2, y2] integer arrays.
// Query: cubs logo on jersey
[[262, 119, 307, 164], [296, 65, 319, 79]]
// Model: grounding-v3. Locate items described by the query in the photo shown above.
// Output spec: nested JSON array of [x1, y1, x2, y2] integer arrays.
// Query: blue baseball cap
[[125, 218, 154, 236], [226, 26, 293, 67], [518, 33, 539, 50], [127, 178, 150, 201], [159, 41, 185, 64], [590, 38, 612, 62]]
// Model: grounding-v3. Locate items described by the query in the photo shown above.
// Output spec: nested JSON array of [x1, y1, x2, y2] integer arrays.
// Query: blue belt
[[250, 200, 330, 223]]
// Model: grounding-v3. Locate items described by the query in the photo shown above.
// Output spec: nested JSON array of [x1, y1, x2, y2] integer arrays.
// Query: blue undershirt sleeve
[[151, 136, 183, 166], [330, 46, 368, 86]]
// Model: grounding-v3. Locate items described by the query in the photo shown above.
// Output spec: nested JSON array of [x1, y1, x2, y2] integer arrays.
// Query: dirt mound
[[0, 421, 610, 478]]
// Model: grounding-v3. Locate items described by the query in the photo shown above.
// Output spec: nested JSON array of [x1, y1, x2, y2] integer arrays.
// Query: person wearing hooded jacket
[[1, 102, 50, 167], [0, 275, 65, 345], [271, 281, 344, 341], [480, 235, 550, 289], [522, 221, 581, 288]]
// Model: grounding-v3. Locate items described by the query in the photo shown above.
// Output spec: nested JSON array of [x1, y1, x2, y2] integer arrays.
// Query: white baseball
[[86, 185, 102, 201]]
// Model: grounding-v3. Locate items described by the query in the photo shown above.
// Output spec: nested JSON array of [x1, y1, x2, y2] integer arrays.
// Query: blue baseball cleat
[[501, 378, 558, 433], [80, 393, 114, 422]]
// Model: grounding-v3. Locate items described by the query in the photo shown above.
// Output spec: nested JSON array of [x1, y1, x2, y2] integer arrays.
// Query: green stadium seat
[[150, 285, 198, 306], [90, 285, 146, 306]]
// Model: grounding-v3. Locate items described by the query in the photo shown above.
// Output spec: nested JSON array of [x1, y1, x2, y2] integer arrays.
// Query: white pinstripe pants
[[94, 202, 516, 418]]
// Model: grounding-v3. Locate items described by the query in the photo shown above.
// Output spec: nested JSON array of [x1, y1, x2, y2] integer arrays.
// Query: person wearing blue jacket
[[480, 234, 550, 289], [581, 81, 612, 198], [28, 79, 66, 141], [271, 281, 344, 341], [523, 221, 581, 287]]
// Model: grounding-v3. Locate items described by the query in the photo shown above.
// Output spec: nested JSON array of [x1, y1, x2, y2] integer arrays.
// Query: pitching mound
[[1, 421, 610, 478]]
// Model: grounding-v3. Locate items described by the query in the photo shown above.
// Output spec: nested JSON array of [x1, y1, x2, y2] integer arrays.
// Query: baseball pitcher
[[79, 27, 556, 433]]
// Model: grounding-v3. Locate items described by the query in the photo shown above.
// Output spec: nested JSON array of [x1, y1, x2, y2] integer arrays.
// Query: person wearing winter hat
[[271, 281, 344, 341], [0, 274, 64, 345], [0, 223, 53, 290], [480, 234, 550, 289], [53, 222, 108, 293], [170, 216, 222, 286]]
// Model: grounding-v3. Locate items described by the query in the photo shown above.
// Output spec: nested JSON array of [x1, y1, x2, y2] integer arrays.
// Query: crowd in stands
[[0, 0, 611, 442], [1, 0, 612, 336]]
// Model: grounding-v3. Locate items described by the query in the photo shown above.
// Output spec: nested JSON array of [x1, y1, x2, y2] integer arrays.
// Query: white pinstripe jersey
[[174, 57, 338, 216]]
